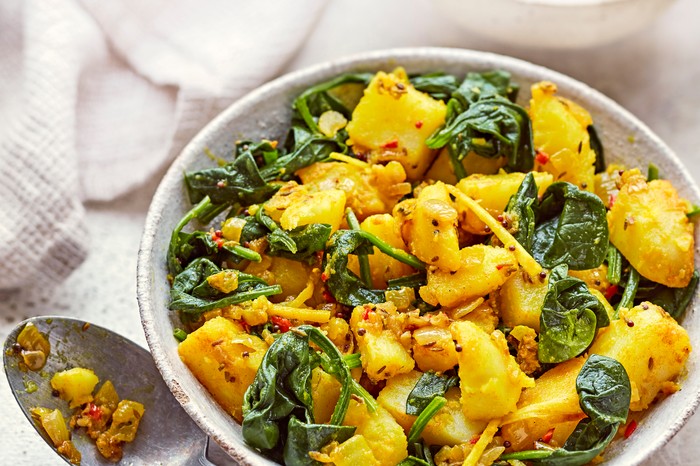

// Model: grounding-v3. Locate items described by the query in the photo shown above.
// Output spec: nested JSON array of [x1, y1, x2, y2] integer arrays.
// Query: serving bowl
[[137, 47, 700, 465], [434, 0, 676, 49]]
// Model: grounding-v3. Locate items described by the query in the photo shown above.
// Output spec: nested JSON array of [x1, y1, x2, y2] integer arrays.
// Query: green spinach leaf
[[284, 418, 355, 466], [532, 182, 609, 270], [409, 73, 458, 101], [323, 230, 384, 307], [505, 172, 538, 250], [426, 97, 534, 174], [242, 325, 376, 461], [588, 125, 605, 174], [405, 371, 458, 416], [635, 270, 699, 320], [185, 152, 278, 205], [268, 223, 332, 264], [500, 355, 630, 466], [538, 265, 609, 364], [169, 258, 281, 314]]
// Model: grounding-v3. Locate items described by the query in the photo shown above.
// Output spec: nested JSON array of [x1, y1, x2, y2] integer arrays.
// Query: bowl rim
[[137, 46, 700, 466]]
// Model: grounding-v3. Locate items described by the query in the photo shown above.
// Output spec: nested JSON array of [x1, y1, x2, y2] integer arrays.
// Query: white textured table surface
[[2, 1, 699, 464]]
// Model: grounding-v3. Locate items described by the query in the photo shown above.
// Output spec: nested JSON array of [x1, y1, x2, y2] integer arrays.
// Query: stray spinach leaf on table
[[538, 264, 609, 364]]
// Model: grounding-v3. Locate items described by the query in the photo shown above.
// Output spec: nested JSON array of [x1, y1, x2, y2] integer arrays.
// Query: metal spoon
[[3, 316, 237, 466]]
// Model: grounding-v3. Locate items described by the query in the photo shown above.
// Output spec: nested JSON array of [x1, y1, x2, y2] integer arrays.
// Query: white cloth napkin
[[0, 0, 325, 290]]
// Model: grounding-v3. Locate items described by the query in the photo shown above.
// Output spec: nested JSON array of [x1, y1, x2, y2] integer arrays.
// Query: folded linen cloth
[[0, 0, 325, 290]]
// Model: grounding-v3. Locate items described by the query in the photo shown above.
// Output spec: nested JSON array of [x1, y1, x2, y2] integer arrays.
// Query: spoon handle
[[201, 436, 240, 465]]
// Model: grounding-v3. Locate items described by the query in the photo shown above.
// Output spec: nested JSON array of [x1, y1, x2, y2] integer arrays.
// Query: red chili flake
[[624, 420, 638, 439], [415, 121, 423, 129], [362, 305, 373, 320], [215, 238, 224, 249], [496, 263, 511, 270], [605, 284, 619, 301], [321, 272, 329, 282], [542, 427, 555, 444], [381, 139, 399, 149], [322, 289, 336, 303], [270, 315, 292, 333], [608, 193, 617, 208], [216, 180, 226, 188], [469, 435, 480, 445], [87, 403, 102, 421], [241, 321, 251, 334], [535, 151, 550, 165]]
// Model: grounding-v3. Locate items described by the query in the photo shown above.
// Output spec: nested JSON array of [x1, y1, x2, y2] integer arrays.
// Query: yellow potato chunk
[[499, 270, 549, 332], [346, 68, 447, 180], [501, 357, 586, 450], [297, 160, 408, 220], [589, 302, 692, 411], [412, 325, 459, 372], [425, 148, 506, 184], [455, 171, 553, 235], [311, 367, 341, 424], [280, 189, 346, 232], [607, 169, 694, 287], [451, 321, 534, 420], [404, 182, 461, 271], [313, 435, 380, 466], [361, 214, 415, 289], [378, 371, 487, 445], [51, 368, 99, 409], [456, 171, 554, 213], [343, 399, 408, 466], [420, 244, 517, 307], [350, 305, 414, 382], [178, 316, 268, 421], [529, 81, 596, 191]]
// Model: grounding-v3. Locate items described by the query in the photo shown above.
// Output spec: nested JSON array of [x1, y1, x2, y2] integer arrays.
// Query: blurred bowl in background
[[434, 0, 676, 49]]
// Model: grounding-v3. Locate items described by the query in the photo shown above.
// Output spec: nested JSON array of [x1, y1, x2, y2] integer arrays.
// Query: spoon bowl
[[3, 316, 210, 465]]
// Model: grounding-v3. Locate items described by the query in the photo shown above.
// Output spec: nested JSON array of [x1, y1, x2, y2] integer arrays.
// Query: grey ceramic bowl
[[137, 48, 700, 465]]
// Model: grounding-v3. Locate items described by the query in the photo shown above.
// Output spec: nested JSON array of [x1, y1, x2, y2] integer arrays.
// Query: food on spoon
[[167, 68, 696, 465], [15, 322, 51, 371], [32, 368, 145, 464]]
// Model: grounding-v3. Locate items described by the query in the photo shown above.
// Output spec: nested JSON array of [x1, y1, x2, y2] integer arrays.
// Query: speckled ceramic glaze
[[137, 48, 700, 466]]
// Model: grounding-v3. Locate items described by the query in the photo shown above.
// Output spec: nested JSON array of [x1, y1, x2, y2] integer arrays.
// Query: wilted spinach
[[427, 97, 534, 176], [268, 223, 332, 264], [405, 371, 458, 416], [324, 230, 425, 306], [505, 172, 538, 250], [635, 270, 699, 320], [588, 125, 605, 174], [409, 73, 459, 101], [538, 265, 609, 364], [323, 230, 384, 307], [426, 71, 531, 178], [500, 354, 631, 466], [531, 182, 609, 270], [293, 72, 373, 134], [169, 258, 281, 314], [185, 151, 278, 205], [242, 325, 376, 464]]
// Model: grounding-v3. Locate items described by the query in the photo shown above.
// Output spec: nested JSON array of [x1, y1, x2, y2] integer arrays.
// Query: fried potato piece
[[589, 302, 691, 411], [347, 68, 446, 180], [607, 169, 694, 287]]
